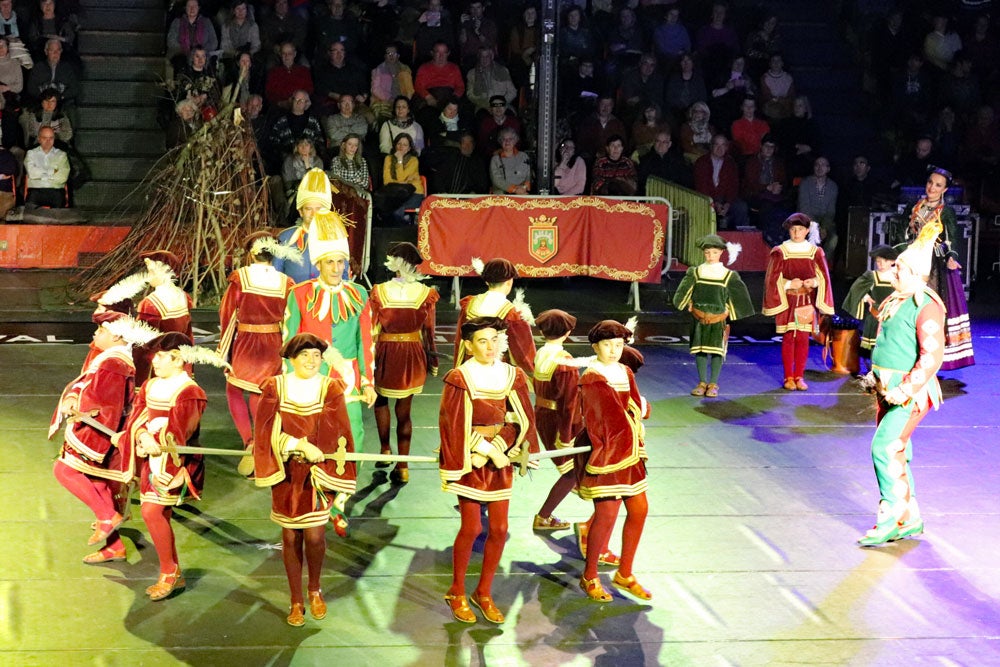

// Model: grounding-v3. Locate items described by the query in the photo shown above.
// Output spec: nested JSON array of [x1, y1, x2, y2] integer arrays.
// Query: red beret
[[386, 241, 423, 267], [93, 311, 127, 327], [140, 250, 184, 275], [281, 333, 329, 358], [619, 345, 645, 373], [482, 258, 518, 284], [535, 309, 577, 338], [244, 230, 276, 256], [150, 331, 192, 352], [588, 319, 633, 344], [783, 213, 812, 230], [460, 316, 507, 340]]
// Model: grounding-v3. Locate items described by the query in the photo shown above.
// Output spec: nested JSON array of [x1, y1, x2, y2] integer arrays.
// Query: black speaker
[[843, 206, 872, 279]]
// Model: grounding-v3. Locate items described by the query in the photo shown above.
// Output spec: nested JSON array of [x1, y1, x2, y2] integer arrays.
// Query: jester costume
[[282, 278, 374, 451]]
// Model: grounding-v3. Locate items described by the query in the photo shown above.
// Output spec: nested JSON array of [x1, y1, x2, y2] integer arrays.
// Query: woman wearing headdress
[[900, 167, 974, 370], [368, 242, 439, 485], [762, 213, 834, 390], [254, 333, 357, 626], [218, 231, 299, 473], [124, 333, 225, 601], [673, 234, 754, 397], [575, 320, 652, 603]]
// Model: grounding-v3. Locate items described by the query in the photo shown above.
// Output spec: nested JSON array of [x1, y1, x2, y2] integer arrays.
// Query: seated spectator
[[619, 54, 665, 123], [378, 132, 424, 224], [730, 97, 770, 161], [379, 95, 425, 155], [458, 0, 498, 70], [842, 154, 889, 210], [267, 90, 324, 163], [560, 58, 604, 121], [939, 52, 980, 119], [241, 93, 266, 147], [631, 103, 670, 157], [695, 2, 740, 82], [759, 54, 795, 121], [963, 14, 997, 82], [490, 127, 531, 194], [281, 137, 323, 199], [322, 95, 368, 152], [927, 105, 962, 166], [414, 0, 455, 62], [219, 1, 260, 60], [606, 7, 646, 79], [741, 134, 788, 225], [774, 94, 819, 178], [260, 0, 307, 59], [222, 49, 265, 105], [327, 133, 370, 193], [476, 94, 521, 160], [20, 89, 71, 147], [709, 54, 755, 132], [313, 40, 370, 118], [0, 142, 15, 219], [679, 101, 715, 163], [745, 13, 781, 80], [591, 134, 637, 196], [264, 42, 312, 109], [370, 42, 413, 123], [693, 134, 748, 229], [24, 125, 69, 207], [466, 46, 517, 114], [26, 0, 78, 60], [924, 14, 962, 72], [576, 96, 628, 160], [652, 7, 692, 65], [558, 5, 598, 68], [174, 46, 222, 114], [314, 0, 362, 59], [414, 41, 464, 111], [422, 130, 490, 195], [797, 156, 839, 259], [0, 36, 23, 108], [166, 0, 218, 72], [890, 53, 933, 137], [553, 138, 587, 195], [961, 104, 1000, 178], [893, 136, 936, 188], [26, 38, 78, 109], [166, 98, 202, 149], [506, 4, 540, 91], [638, 130, 693, 192], [0, 0, 23, 41], [665, 53, 708, 124]]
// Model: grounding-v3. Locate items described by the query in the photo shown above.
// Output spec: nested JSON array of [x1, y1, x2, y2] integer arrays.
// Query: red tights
[[781, 330, 810, 379], [584, 493, 648, 580], [539, 470, 576, 518], [374, 395, 413, 461], [53, 460, 124, 551], [226, 384, 260, 446], [141, 503, 178, 575], [281, 526, 326, 605], [449, 497, 508, 598]]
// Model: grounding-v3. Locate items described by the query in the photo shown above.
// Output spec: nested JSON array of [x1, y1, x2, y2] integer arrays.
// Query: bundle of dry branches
[[72, 105, 270, 307]]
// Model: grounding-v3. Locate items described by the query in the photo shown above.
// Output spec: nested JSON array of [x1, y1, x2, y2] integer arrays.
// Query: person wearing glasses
[[370, 43, 413, 123]]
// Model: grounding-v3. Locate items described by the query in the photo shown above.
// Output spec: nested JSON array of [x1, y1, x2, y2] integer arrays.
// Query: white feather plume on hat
[[178, 345, 231, 370], [725, 242, 742, 266], [624, 316, 638, 336], [251, 236, 304, 265], [511, 288, 535, 325], [471, 257, 485, 275], [102, 316, 161, 347], [385, 255, 428, 282], [99, 271, 150, 304]]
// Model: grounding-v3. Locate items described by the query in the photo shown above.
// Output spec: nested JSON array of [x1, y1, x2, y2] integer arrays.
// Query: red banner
[[416, 196, 668, 283]]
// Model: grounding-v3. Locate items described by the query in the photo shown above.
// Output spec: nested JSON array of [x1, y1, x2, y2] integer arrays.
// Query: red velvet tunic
[[218, 265, 295, 393], [762, 241, 834, 333], [50, 346, 136, 482], [575, 364, 648, 500], [128, 374, 207, 506], [454, 292, 536, 376], [253, 374, 357, 529], [134, 287, 195, 385], [533, 344, 583, 475], [438, 362, 538, 502], [369, 280, 440, 398]]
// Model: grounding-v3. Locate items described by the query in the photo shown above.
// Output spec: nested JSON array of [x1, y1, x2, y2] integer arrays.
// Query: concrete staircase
[[74, 0, 165, 218]]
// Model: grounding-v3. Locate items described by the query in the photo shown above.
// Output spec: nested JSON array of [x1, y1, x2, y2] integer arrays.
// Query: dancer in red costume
[[254, 333, 357, 626], [50, 313, 157, 564], [576, 320, 652, 603], [218, 231, 299, 475], [454, 257, 535, 376], [121, 333, 223, 601], [369, 242, 439, 485], [762, 213, 834, 390], [531, 309, 585, 532], [439, 317, 538, 624]]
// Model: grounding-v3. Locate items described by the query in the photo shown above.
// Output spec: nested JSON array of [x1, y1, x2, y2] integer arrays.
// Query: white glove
[[295, 440, 326, 463], [884, 386, 909, 405], [471, 452, 489, 468], [473, 439, 510, 468], [147, 417, 168, 435], [137, 433, 161, 457]]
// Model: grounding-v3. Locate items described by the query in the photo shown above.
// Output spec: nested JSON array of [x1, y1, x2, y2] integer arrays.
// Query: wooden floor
[[1, 271, 998, 666]]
